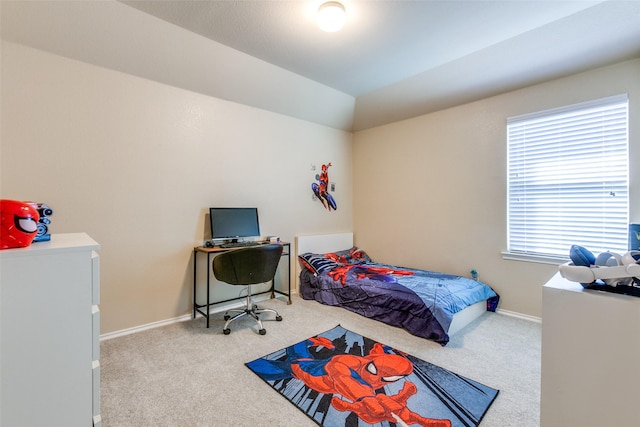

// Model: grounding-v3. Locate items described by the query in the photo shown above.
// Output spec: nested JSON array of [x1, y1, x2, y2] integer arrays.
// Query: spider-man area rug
[[246, 325, 499, 427]]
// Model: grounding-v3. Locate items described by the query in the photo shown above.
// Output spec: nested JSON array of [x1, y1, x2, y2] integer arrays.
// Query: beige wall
[[2, 39, 638, 332], [1, 42, 353, 333], [353, 58, 640, 318]]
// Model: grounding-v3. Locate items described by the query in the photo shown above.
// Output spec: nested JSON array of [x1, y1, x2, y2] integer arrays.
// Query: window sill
[[501, 251, 568, 265]]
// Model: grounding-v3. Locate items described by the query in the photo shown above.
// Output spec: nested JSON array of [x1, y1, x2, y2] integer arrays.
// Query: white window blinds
[[507, 94, 629, 257]]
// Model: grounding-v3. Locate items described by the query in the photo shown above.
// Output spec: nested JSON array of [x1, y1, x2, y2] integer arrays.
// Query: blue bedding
[[299, 249, 499, 345]]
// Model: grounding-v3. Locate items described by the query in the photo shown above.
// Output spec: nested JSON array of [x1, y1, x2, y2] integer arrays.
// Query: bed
[[295, 233, 499, 345]]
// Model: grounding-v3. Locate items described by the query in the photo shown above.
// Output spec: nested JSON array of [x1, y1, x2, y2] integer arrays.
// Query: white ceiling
[[120, 0, 624, 97], [3, 1, 640, 131]]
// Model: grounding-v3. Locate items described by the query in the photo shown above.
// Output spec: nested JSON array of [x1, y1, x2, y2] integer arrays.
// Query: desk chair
[[212, 244, 284, 335]]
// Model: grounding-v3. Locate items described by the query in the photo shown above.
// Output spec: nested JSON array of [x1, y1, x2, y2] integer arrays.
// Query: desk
[[192, 242, 291, 327]]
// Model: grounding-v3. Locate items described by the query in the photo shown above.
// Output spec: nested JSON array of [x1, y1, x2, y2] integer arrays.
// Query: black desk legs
[[192, 249, 212, 327], [192, 249, 196, 319], [205, 252, 211, 327], [286, 250, 292, 304], [193, 244, 291, 328]]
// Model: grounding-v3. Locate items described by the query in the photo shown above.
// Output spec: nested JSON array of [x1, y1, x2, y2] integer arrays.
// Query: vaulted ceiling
[[3, 1, 640, 131]]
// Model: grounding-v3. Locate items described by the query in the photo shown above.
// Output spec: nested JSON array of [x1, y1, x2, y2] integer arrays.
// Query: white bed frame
[[295, 232, 487, 337]]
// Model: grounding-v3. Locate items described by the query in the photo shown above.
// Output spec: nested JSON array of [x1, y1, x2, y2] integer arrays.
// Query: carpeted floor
[[100, 296, 541, 426]]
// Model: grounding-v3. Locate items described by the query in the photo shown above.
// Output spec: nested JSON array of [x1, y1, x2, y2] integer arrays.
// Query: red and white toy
[[0, 199, 40, 249]]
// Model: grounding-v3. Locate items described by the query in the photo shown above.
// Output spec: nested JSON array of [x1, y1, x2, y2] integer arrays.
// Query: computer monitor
[[209, 207, 260, 241]]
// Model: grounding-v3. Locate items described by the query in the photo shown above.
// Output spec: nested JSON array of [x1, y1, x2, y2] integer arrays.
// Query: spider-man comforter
[[299, 255, 498, 345]]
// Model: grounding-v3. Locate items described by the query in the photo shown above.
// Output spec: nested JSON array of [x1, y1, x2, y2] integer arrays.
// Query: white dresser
[[541, 272, 640, 426], [0, 233, 101, 426]]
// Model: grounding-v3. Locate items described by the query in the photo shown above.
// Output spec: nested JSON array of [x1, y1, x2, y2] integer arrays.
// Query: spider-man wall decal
[[312, 162, 337, 211]]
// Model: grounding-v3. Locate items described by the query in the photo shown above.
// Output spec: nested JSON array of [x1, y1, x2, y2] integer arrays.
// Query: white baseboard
[[100, 313, 194, 341], [101, 298, 540, 341], [99, 296, 272, 341], [496, 308, 542, 323]]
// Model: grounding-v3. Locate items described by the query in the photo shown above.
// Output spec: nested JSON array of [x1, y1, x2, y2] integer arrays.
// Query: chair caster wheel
[[276, 315, 283, 321], [259, 329, 266, 335], [223, 328, 231, 335], [224, 315, 230, 321]]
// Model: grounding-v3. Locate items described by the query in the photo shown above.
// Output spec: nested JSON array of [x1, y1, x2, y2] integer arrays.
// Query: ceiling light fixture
[[317, 1, 346, 32]]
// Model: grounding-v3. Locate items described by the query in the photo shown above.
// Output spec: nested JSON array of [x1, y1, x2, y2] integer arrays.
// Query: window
[[507, 94, 629, 261]]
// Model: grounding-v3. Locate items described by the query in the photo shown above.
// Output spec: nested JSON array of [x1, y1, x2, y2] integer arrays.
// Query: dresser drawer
[[92, 305, 100, 360], [92, 251, 100, 305], [92, 360, 101, 418]]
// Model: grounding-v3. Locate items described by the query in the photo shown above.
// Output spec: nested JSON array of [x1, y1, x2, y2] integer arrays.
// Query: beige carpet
[[100, 296, 541, 426]]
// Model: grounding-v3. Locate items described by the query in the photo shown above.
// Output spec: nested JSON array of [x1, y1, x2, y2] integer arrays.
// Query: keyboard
[[220, 241, 266, 248]]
